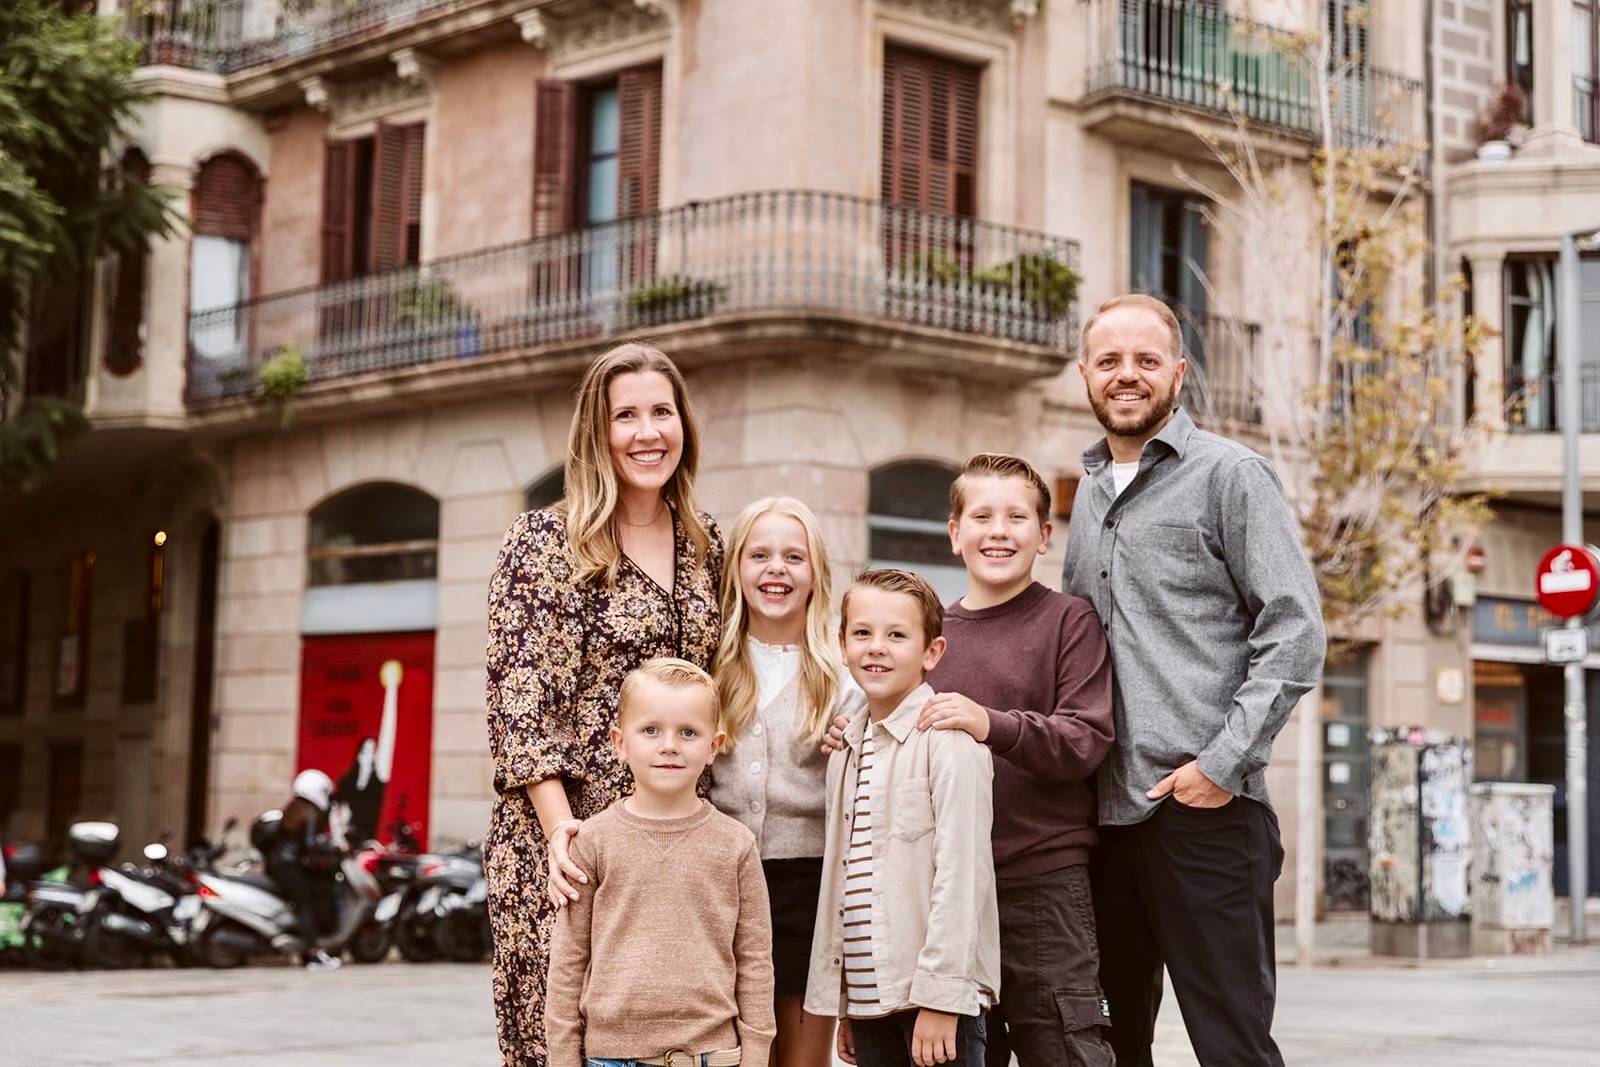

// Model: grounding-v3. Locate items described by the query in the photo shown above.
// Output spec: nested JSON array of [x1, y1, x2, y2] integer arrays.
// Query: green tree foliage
[[0, 1, 177, 493]]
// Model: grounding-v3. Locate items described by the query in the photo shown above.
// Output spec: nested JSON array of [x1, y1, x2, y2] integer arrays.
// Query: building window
[[54, 552, 93, 708], [524, 468, 565, 512], [881, 47, 980, 218], [1322, 648, 1371, 912], [0, 572, 28, 718], [307, 483, 439, 588], [320, 123, 426, 285], [1577, 0, 1600, 142], [104, 148, 151, 377], [1129, 182, 1208, 372], [1507, 0, 1534, 122], [867, 460, 965, 605], [189, 153, 261, 361], [1506, 256, 1558, 431]]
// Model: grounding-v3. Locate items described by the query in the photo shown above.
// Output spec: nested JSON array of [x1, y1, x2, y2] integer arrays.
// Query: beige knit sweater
[[546, 799, 777, 1067]]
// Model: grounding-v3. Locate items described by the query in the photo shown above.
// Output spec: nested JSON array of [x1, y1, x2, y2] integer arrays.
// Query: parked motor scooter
[[394, 846, 482, 964], [431, 866, 490, 963], [345, 822, 422, 964], [19, 822, 119, 969], [0, 843, 47, 966], [190, 810, 381, 968], [77, 841, 205, 969]]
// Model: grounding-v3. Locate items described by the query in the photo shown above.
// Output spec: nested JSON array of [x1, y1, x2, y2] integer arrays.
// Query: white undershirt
[[1112, 461, 1141, 497], [749, 636, 800, 709]]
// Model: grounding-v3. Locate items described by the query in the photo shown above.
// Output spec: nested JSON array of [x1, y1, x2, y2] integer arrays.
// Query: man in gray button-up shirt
[[1063, 294, 1325, 1067]]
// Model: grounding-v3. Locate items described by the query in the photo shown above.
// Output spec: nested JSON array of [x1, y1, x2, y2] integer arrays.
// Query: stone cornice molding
[[391, 47, 439, 90], [878, 0, 1039, 31]]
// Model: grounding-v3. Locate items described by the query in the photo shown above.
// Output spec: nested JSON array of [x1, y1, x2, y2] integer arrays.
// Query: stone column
[[1468, 253, 1507, 431], [1522, 0, 1586, 155]]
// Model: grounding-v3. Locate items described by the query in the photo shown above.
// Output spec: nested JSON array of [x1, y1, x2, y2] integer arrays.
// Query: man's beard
[[1088, 378, 1181, 438]]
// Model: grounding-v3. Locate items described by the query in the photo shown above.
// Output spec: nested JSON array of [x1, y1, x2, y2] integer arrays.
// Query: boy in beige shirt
[[805, 570, 999, 1067], [547, 658, 776, 1067]]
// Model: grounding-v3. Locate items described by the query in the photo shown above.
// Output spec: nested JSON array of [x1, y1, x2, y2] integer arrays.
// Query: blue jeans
[[848, 1010, 988, 1067]]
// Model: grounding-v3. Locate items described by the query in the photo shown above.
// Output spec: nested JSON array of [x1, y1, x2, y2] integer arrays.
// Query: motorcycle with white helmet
[[189, 769, 379, 970]]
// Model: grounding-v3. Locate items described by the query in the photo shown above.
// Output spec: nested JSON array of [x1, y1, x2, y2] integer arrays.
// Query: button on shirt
[[1062, 408, 1326, 826]]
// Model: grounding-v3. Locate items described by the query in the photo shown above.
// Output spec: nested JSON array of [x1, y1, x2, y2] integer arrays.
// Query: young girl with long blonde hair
[[710, 496, 862, 1067]]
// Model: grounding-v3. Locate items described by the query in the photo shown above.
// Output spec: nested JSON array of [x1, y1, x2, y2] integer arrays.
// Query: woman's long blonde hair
[[714, 497, 840, 749], [563, 343, 711, 585]]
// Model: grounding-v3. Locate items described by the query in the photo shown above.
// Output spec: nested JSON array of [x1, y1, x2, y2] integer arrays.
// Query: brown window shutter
[[533, 80, 576, 237], [106, 150, 151, 377], [320, 140, 357, 283], [193, 154, 260, 241], [370, 122, 407, 273], [401, 124, 425, 265], [881, 47, 979, 216], [617, 64, 663, 219]]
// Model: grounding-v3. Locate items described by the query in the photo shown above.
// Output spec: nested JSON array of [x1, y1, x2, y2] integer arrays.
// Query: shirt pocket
[[1117, 523, 1201, 617], [890, 777, 935, 842]]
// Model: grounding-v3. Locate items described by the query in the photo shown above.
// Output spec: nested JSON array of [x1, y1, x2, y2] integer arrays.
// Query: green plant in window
[[392, 276, 473, 329], [257, 343, 308, 428], [904, 251, 1081, 319]]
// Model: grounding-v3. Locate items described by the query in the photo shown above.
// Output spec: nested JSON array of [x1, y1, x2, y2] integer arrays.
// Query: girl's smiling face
[[738, 512, 814, 639]]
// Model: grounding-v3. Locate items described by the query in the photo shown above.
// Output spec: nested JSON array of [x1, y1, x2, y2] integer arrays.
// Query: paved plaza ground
[[3, 928, 1596, 1066]]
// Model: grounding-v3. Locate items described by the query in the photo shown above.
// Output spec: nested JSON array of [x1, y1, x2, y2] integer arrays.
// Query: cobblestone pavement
[[2, 942, 1597, 1066]]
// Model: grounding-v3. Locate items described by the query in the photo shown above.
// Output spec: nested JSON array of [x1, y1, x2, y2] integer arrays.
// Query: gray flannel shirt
[[1062, 408, 1326, 826]]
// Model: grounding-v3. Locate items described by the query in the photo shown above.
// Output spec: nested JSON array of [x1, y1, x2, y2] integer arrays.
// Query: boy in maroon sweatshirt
[[923, 452, 1115, 1067]]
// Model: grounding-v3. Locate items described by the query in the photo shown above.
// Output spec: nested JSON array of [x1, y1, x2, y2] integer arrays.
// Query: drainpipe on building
[[1559, 231, 1592, 944]]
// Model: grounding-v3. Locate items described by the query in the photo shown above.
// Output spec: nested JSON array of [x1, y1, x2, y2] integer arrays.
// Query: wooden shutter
[[370, 123, 407, 273], [617, 65, 663, 220], [193, 155, 260, 241], [881, 47, 979, 216], [320, 140, 357, 284], [533, 80, 576, 237], [401, 124, 425, 265]]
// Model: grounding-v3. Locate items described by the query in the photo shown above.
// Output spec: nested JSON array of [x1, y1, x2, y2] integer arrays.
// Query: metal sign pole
[[1559, 232, 1589, 944]]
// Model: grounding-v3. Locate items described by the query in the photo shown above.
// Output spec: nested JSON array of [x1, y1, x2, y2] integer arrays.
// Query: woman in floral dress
[[484, 343, 724, 1066]]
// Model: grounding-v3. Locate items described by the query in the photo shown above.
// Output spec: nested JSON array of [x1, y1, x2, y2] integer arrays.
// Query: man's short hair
[[949, 452, 1052, 527], [1081, 293, 1184, 363], [618, 657, 720, 725], [841, 568, 944, 645]]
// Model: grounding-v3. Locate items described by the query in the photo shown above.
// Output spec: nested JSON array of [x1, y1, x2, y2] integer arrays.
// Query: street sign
[[1543, 626, 1589, 664], [1535, 543, 1600, 618]]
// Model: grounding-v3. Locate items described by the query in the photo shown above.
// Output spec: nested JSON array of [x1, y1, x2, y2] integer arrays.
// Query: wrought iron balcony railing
[[121, 0, 464, 73], [186, 189, 1082, 402], [1179, 310, 1262, 424], [1084, 0, 1424, 154], [1507, 366, 1600, 434]]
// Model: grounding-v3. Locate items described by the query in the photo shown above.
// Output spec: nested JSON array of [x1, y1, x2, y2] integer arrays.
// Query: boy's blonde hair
[[948, 452, 1052, 527], [714, 497, 841, 750], [563, 343, 712, 585], [618, 657, 720, 727], [841, 568, 944, 646]]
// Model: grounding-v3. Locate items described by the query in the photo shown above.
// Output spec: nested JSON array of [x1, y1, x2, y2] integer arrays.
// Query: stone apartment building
[[0, 0, 1594, 919]]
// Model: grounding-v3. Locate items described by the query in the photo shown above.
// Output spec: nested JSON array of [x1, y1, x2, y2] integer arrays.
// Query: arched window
[[105, 148, 151, 377], [189, 152, 261, 361], [307, 484, 439, 588], [524, 467, 565, 512], [867, 460, 965, 605]]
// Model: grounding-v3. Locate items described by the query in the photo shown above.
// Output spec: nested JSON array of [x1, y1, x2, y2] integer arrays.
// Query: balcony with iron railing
[[1179, 310, 1262, 425], [184, 190, 1082, 404], [1507, 366, 1600, 435], [1083, 0, 1424, 156], [118, 0, 482, 74]]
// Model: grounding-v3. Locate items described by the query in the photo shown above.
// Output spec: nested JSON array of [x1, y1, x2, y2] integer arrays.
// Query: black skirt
[[763, 855, 824, 997]]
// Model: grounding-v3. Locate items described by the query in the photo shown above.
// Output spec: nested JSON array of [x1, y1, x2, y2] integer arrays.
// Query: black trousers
[[986, 864, 1114, 1067], [1090, 797, 1285, 1067], [849, 1010, 987, 1067]]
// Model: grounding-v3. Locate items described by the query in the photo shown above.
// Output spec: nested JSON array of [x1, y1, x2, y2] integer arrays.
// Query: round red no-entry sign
[[1535, 543, 1600, 618]]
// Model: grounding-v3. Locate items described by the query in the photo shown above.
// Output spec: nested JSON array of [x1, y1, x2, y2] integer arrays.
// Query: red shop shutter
[[617, 64, 662, 219], [532, 80, 575, 237], [320, 140, 357, 284], [192, 154, 260, 241]]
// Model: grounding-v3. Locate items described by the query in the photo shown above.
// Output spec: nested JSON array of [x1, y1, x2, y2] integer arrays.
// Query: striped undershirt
[[844, 728, 885, 1018]]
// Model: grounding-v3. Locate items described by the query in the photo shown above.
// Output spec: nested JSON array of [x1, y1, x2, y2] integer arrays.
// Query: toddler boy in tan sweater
[[547, 658, 777, 1067]]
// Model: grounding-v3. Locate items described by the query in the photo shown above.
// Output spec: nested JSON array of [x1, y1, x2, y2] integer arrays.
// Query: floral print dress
[[484, 505, 724, 1067]]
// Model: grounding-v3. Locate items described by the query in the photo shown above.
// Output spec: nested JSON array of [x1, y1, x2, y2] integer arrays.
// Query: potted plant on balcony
[[624, 274, 726, 328], [391, 276, 481, 362], [1475, 83, 1527, 160], [896, 250, 1080, 339], [257, 342, 309, 427]]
